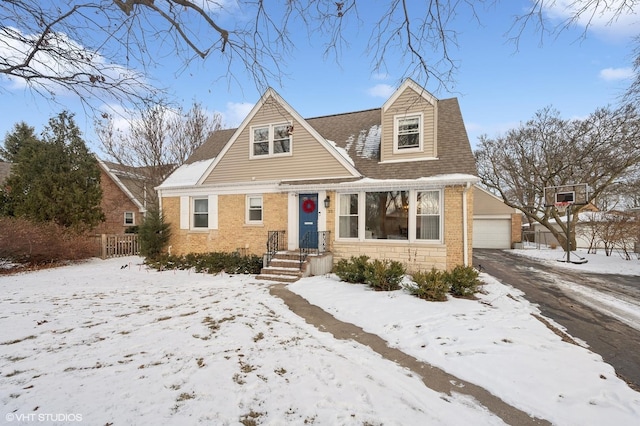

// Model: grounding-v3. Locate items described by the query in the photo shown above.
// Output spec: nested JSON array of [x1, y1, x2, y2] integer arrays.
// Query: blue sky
[[0, 1, 637, 154]]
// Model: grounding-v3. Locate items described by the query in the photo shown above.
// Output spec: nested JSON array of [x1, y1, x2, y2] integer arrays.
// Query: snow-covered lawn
[[1, 250, 639, 425]]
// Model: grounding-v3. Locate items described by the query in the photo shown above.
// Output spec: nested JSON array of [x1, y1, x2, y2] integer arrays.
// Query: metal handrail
[[266, 230, 286, 266], [299, 230, 331, 268]]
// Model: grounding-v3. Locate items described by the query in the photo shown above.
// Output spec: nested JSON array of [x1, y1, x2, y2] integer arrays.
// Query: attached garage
[[473, 186, 521, 249], [473, 218, 512, 249]]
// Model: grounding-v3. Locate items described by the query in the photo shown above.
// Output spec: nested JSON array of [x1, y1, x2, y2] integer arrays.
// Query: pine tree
[[0, 122, 39, 162], [3, 112, 105, 232], [138, 207, 171, 258]]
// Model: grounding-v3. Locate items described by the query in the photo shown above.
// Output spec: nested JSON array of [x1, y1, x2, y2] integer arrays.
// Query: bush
[[405, 268, 450, 301], [145, 251, 263, 275], [0, 217, 99, 267], [333, 255, 370, 283], [139, 208, 170, 259], [364, 259, 405, 291], [446, 265, 482, 298]]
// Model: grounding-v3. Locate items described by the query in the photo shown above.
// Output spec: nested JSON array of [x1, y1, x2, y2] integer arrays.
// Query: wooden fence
[[100, 234, 140, 259]]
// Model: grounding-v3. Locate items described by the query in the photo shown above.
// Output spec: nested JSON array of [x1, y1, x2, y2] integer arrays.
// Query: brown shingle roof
[[185, 98, 477, 180]]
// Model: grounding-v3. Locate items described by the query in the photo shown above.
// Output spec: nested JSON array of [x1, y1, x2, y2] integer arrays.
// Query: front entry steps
[[256, 251, 308, 283]]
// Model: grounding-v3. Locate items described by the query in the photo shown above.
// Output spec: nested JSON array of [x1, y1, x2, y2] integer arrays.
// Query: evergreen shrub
[[333, 255, 370, 283], [406, 268, 450, 301], [363, 259, 405, 291], [446, 265, 482, 298], [146, 252, 262, 275]]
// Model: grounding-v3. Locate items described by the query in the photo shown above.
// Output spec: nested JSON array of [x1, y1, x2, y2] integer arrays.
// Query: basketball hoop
[[554, 201, 571, 214]]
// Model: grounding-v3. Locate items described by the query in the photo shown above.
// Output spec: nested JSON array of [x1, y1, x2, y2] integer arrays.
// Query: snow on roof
[[352, 125, 381, 159], [326, 139, 355, 167], [157, 158, 214, 189], [339, 173, 478, 187]]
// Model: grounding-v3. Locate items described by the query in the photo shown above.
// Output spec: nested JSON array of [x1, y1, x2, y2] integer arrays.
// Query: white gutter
[[462, 181, 471, 267]]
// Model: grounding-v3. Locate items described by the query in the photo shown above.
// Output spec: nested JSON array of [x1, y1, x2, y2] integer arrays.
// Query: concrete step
[[255, 273, 301, 283]]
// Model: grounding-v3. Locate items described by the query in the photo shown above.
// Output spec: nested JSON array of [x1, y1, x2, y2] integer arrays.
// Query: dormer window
[[394, 113, 423, 152], [251, 123, 292, 158]]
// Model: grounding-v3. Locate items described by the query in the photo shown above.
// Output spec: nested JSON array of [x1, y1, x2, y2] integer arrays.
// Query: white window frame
[[192, 198, 209, 229], [415, 190, 441, 242], [335, 188, 443, 244], [123, 211, 135, 226], [393, 113, 423, 153], [338, 193, 359, 239], [246, 195, 263, 225], [250, 123, 293, 159]]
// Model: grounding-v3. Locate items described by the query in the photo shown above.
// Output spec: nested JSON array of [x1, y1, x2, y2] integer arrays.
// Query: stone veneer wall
[[162, 193, 289, 256], [332, 241, 447, 273]]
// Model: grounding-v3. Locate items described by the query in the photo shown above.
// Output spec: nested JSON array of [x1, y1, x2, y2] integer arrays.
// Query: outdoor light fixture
[[324, 196, 330, 208]]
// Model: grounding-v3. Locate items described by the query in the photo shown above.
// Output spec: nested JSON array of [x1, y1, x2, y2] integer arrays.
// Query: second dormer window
[[251, 123, 292, 158], [395, 114, 422, 151]]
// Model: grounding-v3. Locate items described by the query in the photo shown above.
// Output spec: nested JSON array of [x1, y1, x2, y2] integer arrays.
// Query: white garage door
[[473, 219, 511, 249]]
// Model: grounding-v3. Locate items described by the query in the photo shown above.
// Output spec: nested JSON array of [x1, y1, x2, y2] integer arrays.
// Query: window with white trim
[[365, 191, 409, 240], [251, 123, 292, 158], [394, 114, 422, 151], [416, 191, 440, 240], [124, 211, 134, 225], [246, 196, 263, 223], [193, 198, 208, 228], [338, 193, 358, 238], [336, 189, 442, 243]]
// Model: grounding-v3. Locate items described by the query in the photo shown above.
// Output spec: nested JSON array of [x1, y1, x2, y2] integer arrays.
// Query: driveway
[[473, 249, 640, 391]]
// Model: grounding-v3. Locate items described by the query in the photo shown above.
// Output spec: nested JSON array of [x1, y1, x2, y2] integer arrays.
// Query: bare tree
[[96, 101, 222, 206], [2, 1, 639, 108], [475, 104, 640, 250]]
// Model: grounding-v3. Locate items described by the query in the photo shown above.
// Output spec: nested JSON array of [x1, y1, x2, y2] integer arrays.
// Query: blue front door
[[299, 193, 318, 249]]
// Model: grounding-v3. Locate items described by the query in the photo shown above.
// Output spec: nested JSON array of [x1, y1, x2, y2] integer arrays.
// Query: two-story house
[[157, 79, 478, 275]]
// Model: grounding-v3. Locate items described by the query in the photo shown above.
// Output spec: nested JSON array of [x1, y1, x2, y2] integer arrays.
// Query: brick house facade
[[158, 79, 478, 273], [94, 159, 147, 234]]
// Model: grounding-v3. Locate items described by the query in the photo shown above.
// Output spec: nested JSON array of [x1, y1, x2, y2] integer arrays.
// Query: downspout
[[462, 182, 471, 266]]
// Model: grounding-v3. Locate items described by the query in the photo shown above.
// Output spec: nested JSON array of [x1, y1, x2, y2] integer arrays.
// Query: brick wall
[[94, 169, 142, 235], [333, 241, 447, 273], [332, 185, 472, 272], [162, 193, 289, 256], [511, 213, 522, 245], [163, 185, 473, 272]]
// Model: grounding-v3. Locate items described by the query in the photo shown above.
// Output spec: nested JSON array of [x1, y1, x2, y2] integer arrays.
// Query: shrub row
[[145, 252, 263, 275], [334, 255, 482, 300], [334, 255, 405, 291], [0, 217, 99, 268], [405, 265, 482, 301]]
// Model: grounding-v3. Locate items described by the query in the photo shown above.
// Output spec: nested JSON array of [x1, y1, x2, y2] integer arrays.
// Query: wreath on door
[[302, 199, 316, 213]]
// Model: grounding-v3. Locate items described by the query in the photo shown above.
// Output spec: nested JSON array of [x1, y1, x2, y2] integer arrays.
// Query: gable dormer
[[380, 79, 438, 163]]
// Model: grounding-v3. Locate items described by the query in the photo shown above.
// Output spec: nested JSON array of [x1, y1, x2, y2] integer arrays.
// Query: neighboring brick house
[[157, 79, 478, 274], [95, 159, 148, 234]]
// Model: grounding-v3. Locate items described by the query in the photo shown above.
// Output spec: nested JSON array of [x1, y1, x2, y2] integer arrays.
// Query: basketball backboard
[[543, 183, 589, 207]]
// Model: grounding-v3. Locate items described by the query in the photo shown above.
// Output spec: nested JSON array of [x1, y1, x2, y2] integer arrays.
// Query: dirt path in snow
[[270, 284, 550, 426]]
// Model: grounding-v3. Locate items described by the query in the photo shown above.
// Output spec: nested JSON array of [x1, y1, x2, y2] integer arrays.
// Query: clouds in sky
[[367, 84, 395, 98], [223, 102, 254, 127], [542, 0, 640, 38], [599, 67, 634, 81]]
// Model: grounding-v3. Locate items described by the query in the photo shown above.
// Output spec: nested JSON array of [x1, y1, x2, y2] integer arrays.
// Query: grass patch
[[1, 335, 37, 345], [239, 410, 264, 426]]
